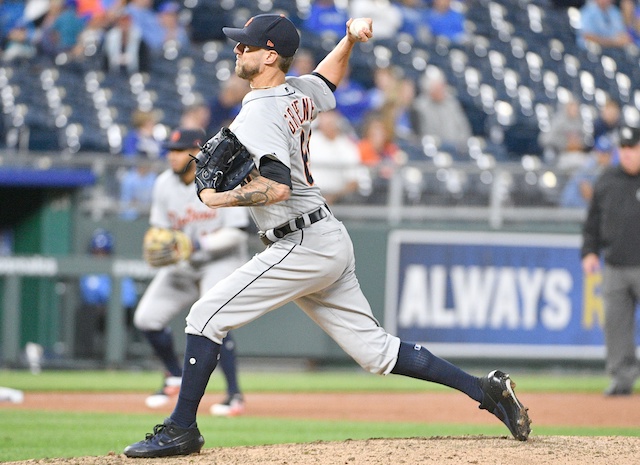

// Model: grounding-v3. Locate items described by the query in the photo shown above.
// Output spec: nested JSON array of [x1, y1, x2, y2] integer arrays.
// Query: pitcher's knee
[[351, 337, 401, 375], [185, 304, 226, 344], [364, 364, 388, 375], [356, 355, 397, 375]]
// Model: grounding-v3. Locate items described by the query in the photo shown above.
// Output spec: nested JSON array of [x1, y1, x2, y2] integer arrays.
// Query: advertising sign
[[384, 231, 628, 359]]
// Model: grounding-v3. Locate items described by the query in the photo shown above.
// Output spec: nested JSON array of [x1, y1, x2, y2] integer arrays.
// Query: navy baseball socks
[[391, 342, 531, 441], [143, 328, 183, 377], [211, 334, 245, 416], [143, 329, 184, 408], [124, 334, 220, 458], [143, 328, 182, 377], [219, 334, 240, 393]]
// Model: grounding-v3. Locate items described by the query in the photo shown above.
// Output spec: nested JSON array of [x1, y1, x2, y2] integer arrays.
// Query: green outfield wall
[[0, 206, 585, 368]]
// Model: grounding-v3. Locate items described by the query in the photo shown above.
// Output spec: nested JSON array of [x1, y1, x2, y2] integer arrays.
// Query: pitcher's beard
[[236, 62, 259, 81]]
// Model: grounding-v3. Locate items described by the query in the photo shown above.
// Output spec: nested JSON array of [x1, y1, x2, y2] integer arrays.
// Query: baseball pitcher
[[125, 16, 531, 458]]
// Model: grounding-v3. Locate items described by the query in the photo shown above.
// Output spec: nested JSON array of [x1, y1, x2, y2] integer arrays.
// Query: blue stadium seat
[[0, 0, 636, 162]]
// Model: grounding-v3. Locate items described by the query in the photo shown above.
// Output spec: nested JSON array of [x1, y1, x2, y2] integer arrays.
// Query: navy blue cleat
[[479, 370, 531, 441], [123, 418, 204, 458]]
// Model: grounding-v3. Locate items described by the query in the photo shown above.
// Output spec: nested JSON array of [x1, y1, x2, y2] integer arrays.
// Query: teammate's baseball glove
[[194, 127, 255, 198], [142, 227, 193, 267]]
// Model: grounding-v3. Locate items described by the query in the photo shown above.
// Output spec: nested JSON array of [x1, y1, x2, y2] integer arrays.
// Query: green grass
[[0, 411, 488, 461], [1, 409, 637, 463], [0, 368, 614, 394], [0, 368, 635, 462]]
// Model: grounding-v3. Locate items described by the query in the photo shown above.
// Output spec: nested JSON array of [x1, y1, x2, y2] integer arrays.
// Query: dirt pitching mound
[[5, 436, 640, 465]]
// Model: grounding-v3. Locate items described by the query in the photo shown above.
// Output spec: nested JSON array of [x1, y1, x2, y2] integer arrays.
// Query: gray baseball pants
[[602, 264, 640, 388]]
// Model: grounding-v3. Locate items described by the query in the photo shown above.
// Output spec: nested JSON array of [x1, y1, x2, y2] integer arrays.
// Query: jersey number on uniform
[[300, 129, 314, 185]]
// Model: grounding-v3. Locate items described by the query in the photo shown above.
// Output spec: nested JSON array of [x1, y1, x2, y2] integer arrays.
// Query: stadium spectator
[[207, 75, 250, 134], [581, 125, 640, 396], [369, 67, 419, 143], [358, 111, 405, 180], [287, 47, 316, 77], [350, 0, 403, 40], [559, 135, 614, 208], [393, 78, 419, 143], [126, 0, 163, 52], [592, 97, 622, 145], [577, 0, 632, 50], [119, 160, 157, 220], [309, 109, 369, 205], [118, 109, 163, 219], [76, 0, 118, 21], [538, 94, 589, 170], [122, 109, 164, 160], [38, 0, 86, 59], [301, 0, 349, 41], [620, 0, 640, 46], [0, 0, 27, 48], [367, 66, 400, 110], [101, 7, 151, 74], [334, 65, 376, 130], [157, 1, 188, 50], [427, 0, 469, 44], [397, 0, 431, 40], [1, 6, 36, 62], [412, 68, 472, 159], [180, 103, 211, 131], [68, 0, 125, 57]]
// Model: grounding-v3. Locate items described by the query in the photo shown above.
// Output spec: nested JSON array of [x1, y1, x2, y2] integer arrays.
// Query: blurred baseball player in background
[[133, 127, 249, 416], [125, 15, 531, 458]]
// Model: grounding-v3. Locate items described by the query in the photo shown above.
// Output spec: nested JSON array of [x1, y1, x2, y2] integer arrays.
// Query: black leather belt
[[260, 204, 329, 245]]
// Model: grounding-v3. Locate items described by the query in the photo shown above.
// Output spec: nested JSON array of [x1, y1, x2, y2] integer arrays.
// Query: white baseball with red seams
[[349, 18, 370, 39]]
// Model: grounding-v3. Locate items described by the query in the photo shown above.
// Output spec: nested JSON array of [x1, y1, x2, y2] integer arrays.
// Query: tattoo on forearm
[[232, 177, 276, 206], [233, 191, 269, 206]]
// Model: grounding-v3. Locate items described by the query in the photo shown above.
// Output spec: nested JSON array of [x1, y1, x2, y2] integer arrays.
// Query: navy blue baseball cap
[[165, 128, 206, 150], [223, 14, 300, 57]]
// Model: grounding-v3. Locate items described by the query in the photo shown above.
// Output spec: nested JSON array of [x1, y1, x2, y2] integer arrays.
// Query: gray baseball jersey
[[230, 75, 335, 231], [186, 74, 401, 375], [134, 169, 249, 331]]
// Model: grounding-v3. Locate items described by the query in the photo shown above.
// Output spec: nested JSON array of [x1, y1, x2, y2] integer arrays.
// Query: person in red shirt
[[358, 111, 404, 179]]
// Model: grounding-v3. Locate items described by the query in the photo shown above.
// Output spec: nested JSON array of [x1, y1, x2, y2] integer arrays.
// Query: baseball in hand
[[349, 18, 370, 40]]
